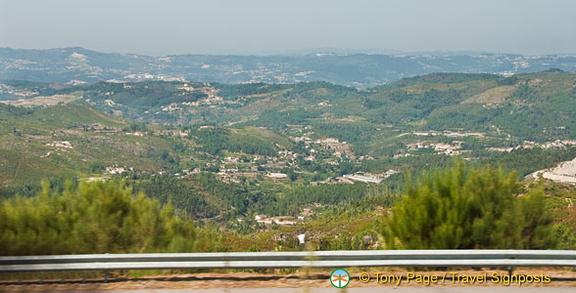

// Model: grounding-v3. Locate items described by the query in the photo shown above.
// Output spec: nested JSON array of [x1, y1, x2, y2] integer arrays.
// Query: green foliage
[[0, 178, 73, 200], [123, 122, 149, 132], [189, 126, 277, 156], [395, 73, 500, 86], [227, 133, 277, 156], [554, 208, 576, 250], [496, 76, 519, 86], [214, 82, 292, 100], [4, 72, 576, 245], [0, 103, 38, 117], [136, 175, 216, 218], [317, 232, 370, 250], [286, 184, 367, 206], [513, 82, 533, 100], [252, 108, 321, 130], [0, 180, 198, 255], [382, 160, 556, 249], [84, 81, 208, 108], [486, 147, 576, 178], [189, 126, 230, 155], [190, 173, 250, 218]]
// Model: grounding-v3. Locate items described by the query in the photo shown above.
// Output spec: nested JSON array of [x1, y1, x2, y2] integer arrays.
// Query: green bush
[[382, 160, 556, 249], [0, 180, 197, 255]]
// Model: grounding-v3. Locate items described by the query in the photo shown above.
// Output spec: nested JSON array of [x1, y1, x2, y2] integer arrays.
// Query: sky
[[0, 0, 575, 56]]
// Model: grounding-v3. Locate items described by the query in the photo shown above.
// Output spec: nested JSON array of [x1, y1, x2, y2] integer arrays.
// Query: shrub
[[382, 160, 556, 249]]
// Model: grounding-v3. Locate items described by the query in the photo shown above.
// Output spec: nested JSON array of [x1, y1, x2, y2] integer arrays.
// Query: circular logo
[[330, 268, 351, 288]]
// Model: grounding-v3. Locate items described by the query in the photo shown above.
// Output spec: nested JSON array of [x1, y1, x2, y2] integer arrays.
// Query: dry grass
[[461, 85, 517, 105], [0, 95, 80, 107]]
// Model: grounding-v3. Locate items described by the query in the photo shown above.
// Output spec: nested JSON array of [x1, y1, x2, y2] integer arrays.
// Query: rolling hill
[[2, 47, 576, 87], [0, 103, 181, 186], [49, 70, 576, 144], [3, 71, 576, 248], [2, 70, 576, 187]]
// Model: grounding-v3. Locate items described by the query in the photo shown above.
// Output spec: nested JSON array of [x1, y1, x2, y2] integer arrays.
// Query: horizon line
[[2, 46, 576, 58]]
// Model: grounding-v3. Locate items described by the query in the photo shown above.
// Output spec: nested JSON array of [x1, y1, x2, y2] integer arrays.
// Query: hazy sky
[[1, 0, 575, 56]]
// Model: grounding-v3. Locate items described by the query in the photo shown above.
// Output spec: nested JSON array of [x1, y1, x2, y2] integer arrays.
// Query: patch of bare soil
[[0, 95, 79, 107], [461, 85, 517, 105], [531, 157, 576, 184]]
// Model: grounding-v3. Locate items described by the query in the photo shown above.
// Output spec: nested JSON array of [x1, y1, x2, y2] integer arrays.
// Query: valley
[[2, 69, 576, 255]]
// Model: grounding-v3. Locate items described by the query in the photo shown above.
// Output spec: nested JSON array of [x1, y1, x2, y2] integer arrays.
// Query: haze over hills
[[2, 47, 576, 88]]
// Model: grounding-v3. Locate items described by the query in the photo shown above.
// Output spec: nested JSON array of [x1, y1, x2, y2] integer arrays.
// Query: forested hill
[[2, 47, 576, 87], [2, 70, 576, 185], [3, 71, 576, 251], [6, 70, 571, 144]]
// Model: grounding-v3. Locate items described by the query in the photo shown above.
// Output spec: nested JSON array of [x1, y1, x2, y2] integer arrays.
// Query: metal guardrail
[[1, 250, 576, 272]]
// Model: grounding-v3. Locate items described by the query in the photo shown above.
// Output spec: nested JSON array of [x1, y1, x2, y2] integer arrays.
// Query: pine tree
[[0, 180, 198, 256], [382, 160, 557, 249]]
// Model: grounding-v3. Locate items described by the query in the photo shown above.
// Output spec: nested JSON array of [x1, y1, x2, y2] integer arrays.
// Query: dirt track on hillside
[[532, 157, 576, 184]]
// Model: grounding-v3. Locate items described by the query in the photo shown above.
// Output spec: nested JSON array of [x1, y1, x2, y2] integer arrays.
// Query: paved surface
[[2, 269, 575, 292], [16, 288, 575, 293]]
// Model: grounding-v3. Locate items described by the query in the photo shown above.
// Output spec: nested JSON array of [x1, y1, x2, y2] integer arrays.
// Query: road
[[26, 288, 576, 293]]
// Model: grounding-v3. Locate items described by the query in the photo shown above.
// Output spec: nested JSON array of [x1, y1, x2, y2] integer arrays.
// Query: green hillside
[[3, 72, 576, 258], [60, 71, 575, 143], [0, 103, 179, 186], [3, 71, 576, 187]]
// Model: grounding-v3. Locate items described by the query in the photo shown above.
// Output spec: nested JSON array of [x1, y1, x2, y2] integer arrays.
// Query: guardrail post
[[103, 270, 109, 283], [507, 253, 514, 276], [507, 266, 514, 276]]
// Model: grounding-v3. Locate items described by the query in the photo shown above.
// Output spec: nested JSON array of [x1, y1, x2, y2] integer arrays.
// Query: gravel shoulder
[[2, 268, 575, 291]]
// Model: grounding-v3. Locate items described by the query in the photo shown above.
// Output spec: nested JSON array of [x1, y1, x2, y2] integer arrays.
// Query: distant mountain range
[[1, 47, 576, 87]]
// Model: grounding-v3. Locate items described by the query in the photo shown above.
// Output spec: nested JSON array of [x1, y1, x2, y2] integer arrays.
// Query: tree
[[382, 160, 556, 249], [0, 180, 198, 255]]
